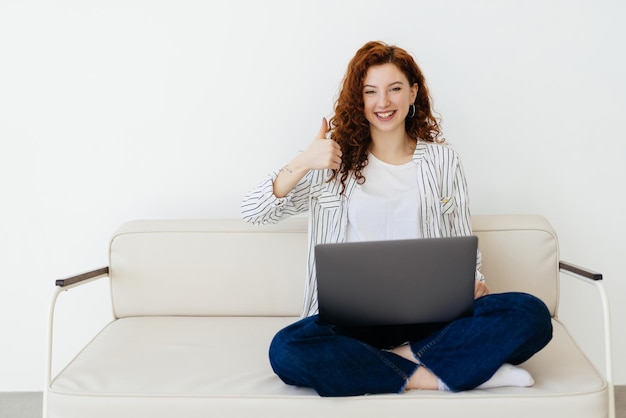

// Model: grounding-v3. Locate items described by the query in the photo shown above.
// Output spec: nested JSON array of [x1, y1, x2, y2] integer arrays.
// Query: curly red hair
[[328, 41, 442, 192]]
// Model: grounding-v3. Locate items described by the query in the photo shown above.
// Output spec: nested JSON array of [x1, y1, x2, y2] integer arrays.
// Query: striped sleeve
[[434, 145, 485, 282], [241, 170, 312, 225], [450, 152, 485, 282]]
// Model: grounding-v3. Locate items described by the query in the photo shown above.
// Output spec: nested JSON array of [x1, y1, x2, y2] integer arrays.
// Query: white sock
[[476, 364, 534, 389], [438, 378, 450, 391]]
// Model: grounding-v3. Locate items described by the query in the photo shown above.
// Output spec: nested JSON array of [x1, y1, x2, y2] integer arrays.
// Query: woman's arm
[[241, 118, 342, 225], [273, 118, 342, 197], [447, 151, 486, 284], [240, 169, 311, 225]]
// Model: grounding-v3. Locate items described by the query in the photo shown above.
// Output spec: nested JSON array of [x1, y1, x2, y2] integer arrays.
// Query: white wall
[[0, 0, 624, 390]]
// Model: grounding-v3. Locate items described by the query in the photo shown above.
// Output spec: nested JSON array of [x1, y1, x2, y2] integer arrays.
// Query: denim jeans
[[269, 292, 553, 396]]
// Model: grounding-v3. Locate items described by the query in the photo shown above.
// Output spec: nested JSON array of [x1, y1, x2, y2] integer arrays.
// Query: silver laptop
[[314, 236, 478, 327]]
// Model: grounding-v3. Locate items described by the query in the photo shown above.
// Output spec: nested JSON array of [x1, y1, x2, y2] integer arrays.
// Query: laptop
[[314, 236, 478, 327]]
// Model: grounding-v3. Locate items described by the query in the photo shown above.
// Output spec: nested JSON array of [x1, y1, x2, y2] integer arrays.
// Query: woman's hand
[[299, 117, 342, 171], [273, 118, 342, 198], [474, 280, 490, 299]]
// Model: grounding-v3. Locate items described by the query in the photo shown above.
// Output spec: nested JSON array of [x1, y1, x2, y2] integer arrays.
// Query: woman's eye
[[364, 90, 376, 95]]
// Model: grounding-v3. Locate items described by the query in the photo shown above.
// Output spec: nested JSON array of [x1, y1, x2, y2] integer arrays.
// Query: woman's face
[[362, 63, 418, 136]]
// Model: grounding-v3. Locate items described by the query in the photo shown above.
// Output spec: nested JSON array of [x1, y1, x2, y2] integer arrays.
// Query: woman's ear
[[410, 83, 418, 103]]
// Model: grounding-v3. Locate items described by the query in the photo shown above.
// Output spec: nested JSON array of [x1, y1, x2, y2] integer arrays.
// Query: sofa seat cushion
[[48, 316, 608, 418]]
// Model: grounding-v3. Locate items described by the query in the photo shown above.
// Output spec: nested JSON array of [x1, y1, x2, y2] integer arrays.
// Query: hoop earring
[[408, 104, 416, 118]]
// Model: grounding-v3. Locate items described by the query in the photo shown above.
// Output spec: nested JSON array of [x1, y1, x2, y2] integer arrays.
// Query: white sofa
[[44, 215, 615, 417]]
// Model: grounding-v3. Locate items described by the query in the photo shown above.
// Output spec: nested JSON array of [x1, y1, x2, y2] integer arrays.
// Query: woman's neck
[[369, 130, 416, 165]]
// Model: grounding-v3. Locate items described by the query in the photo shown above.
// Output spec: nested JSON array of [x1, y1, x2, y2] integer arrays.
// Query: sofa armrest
[[559, 261, 602, 281], [55, 266, 110, 287], [559, 260, 615, 418], [46, 267, 111, 392]]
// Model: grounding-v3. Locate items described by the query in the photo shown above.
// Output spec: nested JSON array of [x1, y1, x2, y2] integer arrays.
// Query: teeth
[[377, 111, 394, 118]]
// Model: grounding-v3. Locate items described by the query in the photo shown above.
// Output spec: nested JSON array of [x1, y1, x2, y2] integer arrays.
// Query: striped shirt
[[241, 141, 484, 318]]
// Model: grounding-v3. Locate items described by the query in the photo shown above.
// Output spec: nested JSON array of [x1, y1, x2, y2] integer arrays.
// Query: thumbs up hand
[[301, 117, 342, 171], [272, 117, 343, 198]]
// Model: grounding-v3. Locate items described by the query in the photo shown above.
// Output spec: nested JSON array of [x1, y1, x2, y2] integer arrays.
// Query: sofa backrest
[[109, 217, 308, 318], [472, 214, 559, 315], [108, 215, 559, 318]]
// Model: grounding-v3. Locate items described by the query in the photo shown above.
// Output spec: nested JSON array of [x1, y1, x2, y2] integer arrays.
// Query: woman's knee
[[502, 292, 553, 343], [481, 292, 548, 316], [268, 316, 326, 385], [269, 327, 296, 382], [511, 293, 551, 324], [269, 320, 306, 367], [479, 292, 552, 338]]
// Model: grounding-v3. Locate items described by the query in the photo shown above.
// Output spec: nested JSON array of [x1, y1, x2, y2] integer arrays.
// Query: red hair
[[328, 41, 442, 192]]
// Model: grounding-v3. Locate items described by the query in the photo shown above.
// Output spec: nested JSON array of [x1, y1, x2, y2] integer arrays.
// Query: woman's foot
[[477, 364, 534, 389], [390, 343, 418, 363], [405, 366, 439, 390], [390, 344, 438, 390], [390, 345, 534, 391]]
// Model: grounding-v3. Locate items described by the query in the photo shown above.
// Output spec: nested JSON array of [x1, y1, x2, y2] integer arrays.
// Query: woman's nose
[[378, 92, 391, 107]]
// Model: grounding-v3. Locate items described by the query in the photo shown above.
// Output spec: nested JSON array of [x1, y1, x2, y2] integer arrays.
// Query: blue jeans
[[269, 292, 552, 396]]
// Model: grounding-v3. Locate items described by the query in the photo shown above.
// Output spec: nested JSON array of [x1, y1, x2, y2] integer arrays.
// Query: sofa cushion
[[108, 215, 560, 319], [48, 316, 608, 418], [109, 218, 308, 318], [472, 215, 560, 315]]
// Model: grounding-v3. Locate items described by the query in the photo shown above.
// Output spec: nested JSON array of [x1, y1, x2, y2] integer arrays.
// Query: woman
[[241, 41, 552, 396]]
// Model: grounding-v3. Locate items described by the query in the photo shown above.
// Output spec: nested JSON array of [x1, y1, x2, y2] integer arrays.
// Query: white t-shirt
[[346, 153, 422, 242]]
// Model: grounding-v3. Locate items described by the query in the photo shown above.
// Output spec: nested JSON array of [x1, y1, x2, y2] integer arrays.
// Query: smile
[[375, 111, 395, 119]]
